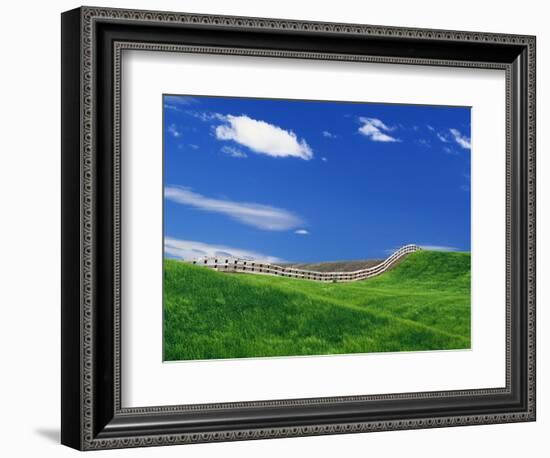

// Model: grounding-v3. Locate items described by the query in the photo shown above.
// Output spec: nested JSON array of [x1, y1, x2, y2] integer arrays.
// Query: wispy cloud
[[164, 237, 284, 262], [295, 229, 310, 235], [221, 145, 247, 159], [436, 132, 449, 143], [164, 186, 304, 231], [164, 95, 199, 112], [186, 111, 226, 122], [165, 95, 199, 105], [427, 125, 435, 132], [321, 157, 328, 162], [322, 130, 337, 139], [419, 245, 458, 252], [215, 115, 313, 160], [443, 146, 457, 155], [189, 144, 199, 150], [358, 117, 400, 142], [167, 124, 181, 138], [417, 139, 431, 147], [433, 127, 471, 150], [449, 128, 471, 150], [164, 104, 181, 112]]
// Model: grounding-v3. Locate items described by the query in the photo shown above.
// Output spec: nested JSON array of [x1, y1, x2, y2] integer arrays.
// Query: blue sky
[[163, 95, 471, 263]]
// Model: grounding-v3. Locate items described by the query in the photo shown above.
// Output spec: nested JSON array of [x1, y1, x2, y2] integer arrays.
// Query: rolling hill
[[163, 250, 471, 361]]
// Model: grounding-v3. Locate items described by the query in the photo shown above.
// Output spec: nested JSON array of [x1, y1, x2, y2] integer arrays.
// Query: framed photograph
[[61, 6, 536, 450]]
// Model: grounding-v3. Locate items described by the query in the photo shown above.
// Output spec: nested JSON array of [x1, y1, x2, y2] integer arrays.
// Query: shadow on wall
[[34, 428, 59, 444]]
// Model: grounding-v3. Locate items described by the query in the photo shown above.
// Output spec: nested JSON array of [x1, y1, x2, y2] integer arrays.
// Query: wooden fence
[[186, 244, 420, 283]]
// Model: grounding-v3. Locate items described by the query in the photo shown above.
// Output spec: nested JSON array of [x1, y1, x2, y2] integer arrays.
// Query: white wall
[[0, 0, 546, 456]]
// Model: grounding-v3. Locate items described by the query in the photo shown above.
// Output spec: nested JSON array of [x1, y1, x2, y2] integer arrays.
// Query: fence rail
[[185, 244, 421, 283]]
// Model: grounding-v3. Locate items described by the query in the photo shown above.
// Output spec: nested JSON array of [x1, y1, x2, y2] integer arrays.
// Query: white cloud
[[295, 229, 310, 235], [449, 128, 471, 150], [165, 237, 284, 262], [427, 125, 435, 132], [322, 130, 337, 139], [215, 115, 313, 160], [164, 186, 304, 231], [167, 124, 181, 138], [429, 126, 471, 150], [189, 144, 199, 150], [221, 145, 247, 158], [321, 157, 328, 162], [358, 117, 400, 142]]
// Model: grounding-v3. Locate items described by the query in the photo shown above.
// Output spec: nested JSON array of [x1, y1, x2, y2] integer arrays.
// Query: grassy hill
[[163, 251, 471, 361]]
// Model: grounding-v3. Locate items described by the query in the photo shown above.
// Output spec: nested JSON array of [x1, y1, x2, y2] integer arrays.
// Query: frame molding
[[61, 6, 536, 450]]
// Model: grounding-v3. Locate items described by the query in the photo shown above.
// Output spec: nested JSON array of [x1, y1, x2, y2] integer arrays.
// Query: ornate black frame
[[61, 6, 536, 450]]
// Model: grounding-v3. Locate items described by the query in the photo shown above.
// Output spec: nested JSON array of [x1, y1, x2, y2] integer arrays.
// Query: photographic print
[[61, 9, 536, 448], [163, 95, 471, 362]]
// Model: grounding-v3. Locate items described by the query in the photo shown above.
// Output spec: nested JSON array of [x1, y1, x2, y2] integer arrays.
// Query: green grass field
[[163, 250, 471, 361]]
